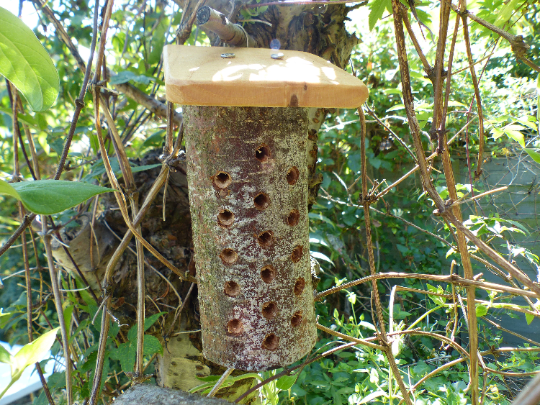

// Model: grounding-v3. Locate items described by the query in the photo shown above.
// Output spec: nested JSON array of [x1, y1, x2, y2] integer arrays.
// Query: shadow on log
[[113, 384, 230, 405]]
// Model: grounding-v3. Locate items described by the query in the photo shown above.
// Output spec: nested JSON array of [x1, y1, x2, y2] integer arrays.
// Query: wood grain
[[164, 45, 369, 108]]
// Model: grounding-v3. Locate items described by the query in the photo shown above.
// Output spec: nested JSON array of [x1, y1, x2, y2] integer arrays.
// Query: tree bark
[[184, 106, 317, 371]]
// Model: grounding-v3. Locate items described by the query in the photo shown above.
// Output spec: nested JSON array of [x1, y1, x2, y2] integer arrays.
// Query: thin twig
[[359, 106, 413, 405], [207, 367, 234, 397], [42, 219, 72, 405], [315, 272, 539, 301]]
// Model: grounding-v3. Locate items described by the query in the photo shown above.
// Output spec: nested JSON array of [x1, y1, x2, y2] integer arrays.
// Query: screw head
[[221, 53, 235, 59], [271, 52, 284, 60]]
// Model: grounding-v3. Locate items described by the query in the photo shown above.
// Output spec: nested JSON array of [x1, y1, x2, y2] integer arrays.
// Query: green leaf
[[524, 149, 540, 164], [476, 305, 488, 317], [492, 0, 521, 27], [525, 312, 534, 325], [276, 374, 298, 390], [308, 212, 336, 229], [127, 312, 166, 341], [148, 19, 169, 65], [369, 0, 391, 31], [0, 345, 10, 364], [109, 71, 155, 85], [0, 328, 59, 400], [503, 125, 525, 147], [143, 335, 163, 356], [0, 179, 114, 215], [0, 180, 21, 201], [310, 251, 334, 266], [63, 304, 74, 336], [0, 7, 59, 111], [84, 158, 160, 181]]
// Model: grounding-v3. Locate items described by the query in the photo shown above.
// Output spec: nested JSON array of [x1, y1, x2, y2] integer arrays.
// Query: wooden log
[[184, 106, 317, 371], [113, 384, 229, 405]]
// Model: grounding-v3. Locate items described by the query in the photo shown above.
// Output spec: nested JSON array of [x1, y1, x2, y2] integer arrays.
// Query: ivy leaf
[[0, 179, 114, 215], [0, 7, 59, 111]]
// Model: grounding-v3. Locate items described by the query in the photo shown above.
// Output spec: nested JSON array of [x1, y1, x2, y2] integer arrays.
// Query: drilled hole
[[286, 166, 300, 185], [291, 311, 303, 327], [220, 248, 238, 265], [224, 281, 240, 297], [294, 277, 306, 296], [260, 265, 276, 284], [261, 333, 279, 351], [287, 209, 300, 226], [227, 319, 243, 335], [255, 144, 271, 162], [254, 193, 270, 210], [291, 245, 303, 263], [262, 301, 278, 319], [257, 231, 274, 248], [188, 258, 196, 276], [217, 209, 235, 227], [213, 171, 232, 189]]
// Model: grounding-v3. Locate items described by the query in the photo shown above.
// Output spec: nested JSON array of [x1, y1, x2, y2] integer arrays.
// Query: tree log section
[[184, 106, 317, 370]]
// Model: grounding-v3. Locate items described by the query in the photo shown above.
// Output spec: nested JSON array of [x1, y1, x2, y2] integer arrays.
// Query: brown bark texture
[[184, 106, 317, 370]]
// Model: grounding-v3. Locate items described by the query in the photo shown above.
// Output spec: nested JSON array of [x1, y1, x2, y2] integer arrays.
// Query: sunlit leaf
[[310, 251, 334, 266], [525, 312, 534, 325], [0, 7, 59, 111], [0, 328, 59, 400], [503, 125, 525, 147], [368, 0, 391, 31], [524, 148, 540, 164], [476, 305, 488, 317], [0, 345, 10, 364]]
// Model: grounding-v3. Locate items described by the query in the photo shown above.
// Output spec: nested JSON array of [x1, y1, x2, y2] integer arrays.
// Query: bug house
[[163, 45, 369, 371]]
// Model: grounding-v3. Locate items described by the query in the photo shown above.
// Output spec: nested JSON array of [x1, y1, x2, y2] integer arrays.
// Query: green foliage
[[0, 328, 59, 399], [0, 7, 58, 111], [109, 312, 165, 373], [0, 179, 114, 215]]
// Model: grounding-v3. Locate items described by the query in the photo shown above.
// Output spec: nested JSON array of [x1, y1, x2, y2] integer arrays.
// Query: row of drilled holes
[[226, 308, 304, 350], [218, 205, 300, 228], [215, 144, 304, 350], [219, 244, 303, 264]]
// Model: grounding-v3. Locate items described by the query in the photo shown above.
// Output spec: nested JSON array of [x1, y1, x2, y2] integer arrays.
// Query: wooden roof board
[[163, 45, 369, 108]]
